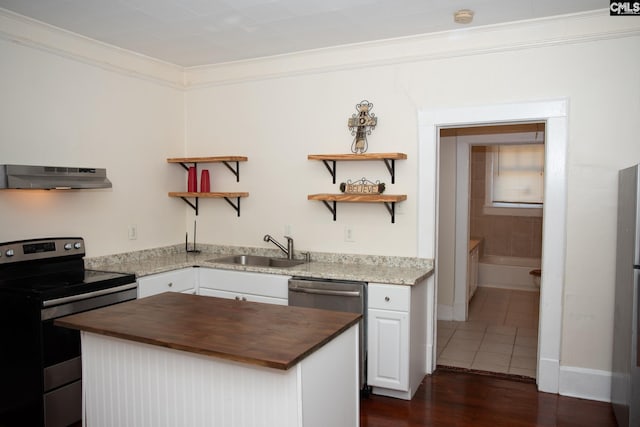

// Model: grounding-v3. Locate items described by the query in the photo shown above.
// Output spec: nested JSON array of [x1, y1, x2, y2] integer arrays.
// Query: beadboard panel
[[82, 332, 300, 427], [81, 325, 359, 426]]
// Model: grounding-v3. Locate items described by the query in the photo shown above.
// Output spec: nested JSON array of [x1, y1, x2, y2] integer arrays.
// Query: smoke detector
[[454, 9, 474, 24]]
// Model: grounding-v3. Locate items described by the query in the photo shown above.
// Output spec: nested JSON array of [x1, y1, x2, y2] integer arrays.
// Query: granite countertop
[[56, 292, 361, 370], [86, 244, 434, 286]]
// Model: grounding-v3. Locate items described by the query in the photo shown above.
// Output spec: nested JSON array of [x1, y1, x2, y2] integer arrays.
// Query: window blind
[[491, 144, 544, 204]]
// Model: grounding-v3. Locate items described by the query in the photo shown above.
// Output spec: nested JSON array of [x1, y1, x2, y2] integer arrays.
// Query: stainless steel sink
[[208, 254, 306, 268]]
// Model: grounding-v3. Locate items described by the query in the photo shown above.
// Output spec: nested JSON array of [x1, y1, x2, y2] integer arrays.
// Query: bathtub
[[478, 255, 541, 291]]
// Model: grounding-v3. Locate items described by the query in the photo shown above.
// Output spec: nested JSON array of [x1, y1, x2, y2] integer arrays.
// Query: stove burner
[[0, 238, 136, 302]]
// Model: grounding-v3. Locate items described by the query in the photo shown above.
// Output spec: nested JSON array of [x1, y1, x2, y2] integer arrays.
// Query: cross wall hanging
[[348, 100, 377, 154]]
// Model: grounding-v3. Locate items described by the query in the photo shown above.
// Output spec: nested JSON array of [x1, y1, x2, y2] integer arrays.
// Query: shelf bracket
[[180, 196, 199, 216], [383, 202, 396, 223], [320, 200, 337, 221], [224, 197, 241, 217], [321, 160, 337, 184], [222, 161, 241, 182], [383, 159, 396, 184]]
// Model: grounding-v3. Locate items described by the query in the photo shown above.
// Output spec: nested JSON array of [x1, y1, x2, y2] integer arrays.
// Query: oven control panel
[[0, 237, 85, 264]]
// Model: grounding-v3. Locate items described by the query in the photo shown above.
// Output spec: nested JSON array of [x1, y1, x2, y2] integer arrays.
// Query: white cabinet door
[[137, 268, 195, 299], [367, 308, 409, 391]]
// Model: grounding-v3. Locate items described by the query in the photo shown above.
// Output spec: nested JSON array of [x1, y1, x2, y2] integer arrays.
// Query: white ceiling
[[0, 0, 604, 67]]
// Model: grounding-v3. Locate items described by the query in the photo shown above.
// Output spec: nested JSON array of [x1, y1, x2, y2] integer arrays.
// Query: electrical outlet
[[344, 225, 355, 242], [128, 225, 137, 240]]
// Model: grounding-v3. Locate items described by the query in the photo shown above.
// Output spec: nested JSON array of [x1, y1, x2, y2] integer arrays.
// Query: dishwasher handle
[[288, 286, 362, 297]]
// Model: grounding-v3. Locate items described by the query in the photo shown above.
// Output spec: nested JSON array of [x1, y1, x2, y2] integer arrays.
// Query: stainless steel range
[[0, 237, 137, 427]]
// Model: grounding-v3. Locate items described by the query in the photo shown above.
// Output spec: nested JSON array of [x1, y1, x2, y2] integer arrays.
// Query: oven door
[[40, 283, 137, 427]]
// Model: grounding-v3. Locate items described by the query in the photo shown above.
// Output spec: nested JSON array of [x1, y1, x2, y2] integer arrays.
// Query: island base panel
[[81, 326, 358, 427]]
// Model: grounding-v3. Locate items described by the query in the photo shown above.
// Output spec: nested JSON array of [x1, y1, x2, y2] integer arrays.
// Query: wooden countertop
[[56, 292, 361, 370]]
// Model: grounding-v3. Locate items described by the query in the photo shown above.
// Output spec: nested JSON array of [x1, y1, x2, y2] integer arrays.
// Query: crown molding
[[0, 8, 184, 89], [185, 9, 640, 89], [1, 8, 638, 91]]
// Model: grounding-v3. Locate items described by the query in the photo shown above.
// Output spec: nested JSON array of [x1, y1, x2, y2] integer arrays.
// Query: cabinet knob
[[385, 296, 390, 302], [168, 282, 173, 287]]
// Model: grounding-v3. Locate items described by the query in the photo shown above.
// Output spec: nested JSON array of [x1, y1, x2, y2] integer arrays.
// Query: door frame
[[417, 99, 568, 393]]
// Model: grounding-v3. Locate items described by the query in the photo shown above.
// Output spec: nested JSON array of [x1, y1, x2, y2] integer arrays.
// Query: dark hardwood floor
[[360, 368, 618, 427]]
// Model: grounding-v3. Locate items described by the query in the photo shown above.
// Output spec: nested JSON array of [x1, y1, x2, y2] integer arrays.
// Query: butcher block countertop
[[56, 292, 361, 370]]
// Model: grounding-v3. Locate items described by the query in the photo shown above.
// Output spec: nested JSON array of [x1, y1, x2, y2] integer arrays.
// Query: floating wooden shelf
[[167, 156, 248, 216], [167, 156, 248, 163], [168, 192, 248, 217], [169, 192, 249, 198], [307, 153, 406, 161], [168, 156, 247, 182], [307, 194, 406, 203], [308, 153, 406, 184], [308, 193, 407, 223]]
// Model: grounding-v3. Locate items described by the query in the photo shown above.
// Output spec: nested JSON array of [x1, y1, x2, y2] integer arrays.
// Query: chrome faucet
[[263, 234, 294, 259]]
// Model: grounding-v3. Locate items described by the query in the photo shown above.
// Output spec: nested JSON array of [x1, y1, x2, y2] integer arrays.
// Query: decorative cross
[[348, 100, 377, 154]]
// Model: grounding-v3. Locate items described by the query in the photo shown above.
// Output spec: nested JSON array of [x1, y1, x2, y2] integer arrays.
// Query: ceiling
[[0, 0, 604, 67]]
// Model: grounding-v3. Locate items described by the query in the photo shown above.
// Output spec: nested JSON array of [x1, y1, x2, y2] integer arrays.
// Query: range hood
[[0, 164, 112, 190]]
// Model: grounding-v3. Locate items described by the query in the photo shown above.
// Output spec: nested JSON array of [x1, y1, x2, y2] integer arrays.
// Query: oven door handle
[[288, 287, 362, 297], [42, 282, 138, 307]]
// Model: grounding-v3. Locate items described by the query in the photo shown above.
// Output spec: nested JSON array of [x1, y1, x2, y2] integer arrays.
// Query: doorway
[[417, 99, 568, 394], [436, 124, 544, 378]]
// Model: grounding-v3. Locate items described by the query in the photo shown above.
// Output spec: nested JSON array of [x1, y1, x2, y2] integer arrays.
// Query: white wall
[[184, 12, 640, 375], [1, 8, 640, 388], [0, 16, 186, 257], [184, 68, 418, 255]]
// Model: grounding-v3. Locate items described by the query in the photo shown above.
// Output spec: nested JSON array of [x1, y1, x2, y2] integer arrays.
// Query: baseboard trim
[[559, 366, 611, 403], [437, 304, 453, 321]]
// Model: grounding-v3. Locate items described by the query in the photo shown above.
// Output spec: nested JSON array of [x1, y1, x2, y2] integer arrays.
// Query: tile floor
[[437, 286, 540, 378]]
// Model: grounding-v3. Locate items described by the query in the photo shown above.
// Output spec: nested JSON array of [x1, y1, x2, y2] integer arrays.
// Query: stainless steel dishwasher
[[288, 277, 367, 391]]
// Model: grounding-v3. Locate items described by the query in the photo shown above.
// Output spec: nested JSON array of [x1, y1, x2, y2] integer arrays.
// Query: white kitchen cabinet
[[198, 268, 289, 305], [367, 280, 426, 400], [368, 307, 409, 390], [137, 268, 196, 299]]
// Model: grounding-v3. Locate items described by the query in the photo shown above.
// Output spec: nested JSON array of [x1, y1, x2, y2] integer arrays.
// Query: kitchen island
[[56, 292, 361, 427]]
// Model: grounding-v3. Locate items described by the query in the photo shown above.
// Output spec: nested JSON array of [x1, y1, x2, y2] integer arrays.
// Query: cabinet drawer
[[137, 269, 195, 298], [198, 268, 289, 299], [368, 283, 410, 311]]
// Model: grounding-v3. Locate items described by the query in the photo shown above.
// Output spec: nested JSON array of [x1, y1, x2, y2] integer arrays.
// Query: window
[[484, 144, 544, 216]]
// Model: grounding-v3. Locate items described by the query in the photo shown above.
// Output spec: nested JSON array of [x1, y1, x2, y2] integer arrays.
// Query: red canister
[[200, 169, 210, 193], [187, 167, 197, 192]]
